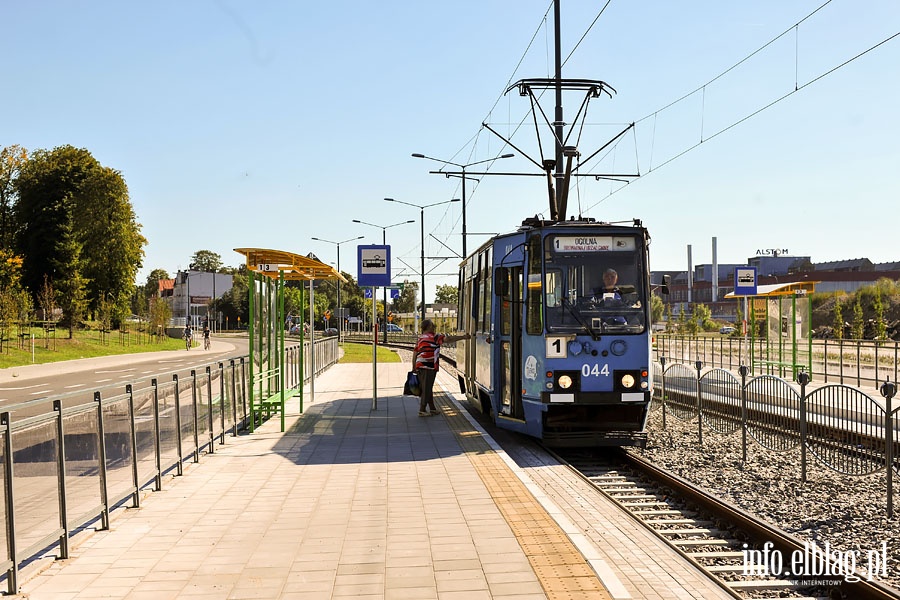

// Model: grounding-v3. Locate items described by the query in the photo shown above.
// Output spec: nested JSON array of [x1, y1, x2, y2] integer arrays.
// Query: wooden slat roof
[[233, 248, 347, 282]]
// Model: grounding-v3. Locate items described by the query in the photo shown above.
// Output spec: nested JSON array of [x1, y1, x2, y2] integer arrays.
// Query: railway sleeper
[[691, 551, 746, 559], [672, 538, 731, 547], [647, 518, 714, 526], [727, 579, 806, 592], [657, 527, 722, 536]]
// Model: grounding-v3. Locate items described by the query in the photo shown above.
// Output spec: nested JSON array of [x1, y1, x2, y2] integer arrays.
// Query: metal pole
[[372, 287, 377, 410], [553, 0, 564, 220], [420, 207, 425, 332], [461, 168, 467, 258], [337, 245, 342, 342], [309, 278, 315, 405], [383, 228, 388, 344]]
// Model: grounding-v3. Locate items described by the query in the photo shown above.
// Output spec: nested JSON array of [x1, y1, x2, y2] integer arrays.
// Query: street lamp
[[310, 235, 363, 341], [411, 152, 514, 257], [384, 197, 460, 332], [352, 218, 415, 343]]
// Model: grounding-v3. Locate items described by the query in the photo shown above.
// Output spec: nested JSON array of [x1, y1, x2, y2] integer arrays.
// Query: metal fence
[[655, 334, 900, 391], [0, 338, 338, 594], [652, 357, 900, 518]]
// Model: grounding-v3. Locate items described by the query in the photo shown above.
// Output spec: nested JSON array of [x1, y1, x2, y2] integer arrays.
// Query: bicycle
[[203, 335, 211, 350], [184, 334, 192, 350]]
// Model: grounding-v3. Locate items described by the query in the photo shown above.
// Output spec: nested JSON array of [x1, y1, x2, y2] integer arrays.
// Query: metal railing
[[655, 334, 900, 391], [653, 357, 900, 518], [0, 338, 339, 594]]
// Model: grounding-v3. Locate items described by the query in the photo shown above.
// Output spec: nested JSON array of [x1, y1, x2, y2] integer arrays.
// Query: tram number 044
[[582, 364, 610, 377]]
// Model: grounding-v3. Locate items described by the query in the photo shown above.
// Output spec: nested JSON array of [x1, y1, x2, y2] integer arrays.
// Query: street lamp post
[[310, 235, 363, 342], [352, 218, 415, 343], [384, 197, 460, 333], [411, 152, 514, 257]]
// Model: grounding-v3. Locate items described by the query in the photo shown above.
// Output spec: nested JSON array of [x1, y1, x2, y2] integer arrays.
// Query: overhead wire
[[579, 1, 900, 214]]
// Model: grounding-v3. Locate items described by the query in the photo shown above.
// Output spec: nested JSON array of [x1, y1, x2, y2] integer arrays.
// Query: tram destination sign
[[552, 236, 635, 252]]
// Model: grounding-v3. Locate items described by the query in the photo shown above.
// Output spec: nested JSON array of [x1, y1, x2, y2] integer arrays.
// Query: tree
[[392, 280, 418, 313], [832, 298, 844, 340], [434, 284, 458, 305], [148, 296, 172, 340], [72, 162, 145, 320], [189, 250, 223, 272], [53, 206, 89, 338], [693, 303, 715, 331], [37, 274, 57, 322], [733, 304, 744, 337], [0, 145, 28, 252], [851, 297, 864, 340], [873, 288, 887, 340], [216, 272, 248, 327], [13, 145, 145, 323], [650, 294, 664, 324]]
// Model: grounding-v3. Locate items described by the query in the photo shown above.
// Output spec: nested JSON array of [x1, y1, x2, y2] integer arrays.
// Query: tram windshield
[[542, 233, 647, 334]]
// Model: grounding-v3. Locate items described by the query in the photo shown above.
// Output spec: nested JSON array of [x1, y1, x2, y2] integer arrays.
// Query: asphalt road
[[0, 336, 250, 411]]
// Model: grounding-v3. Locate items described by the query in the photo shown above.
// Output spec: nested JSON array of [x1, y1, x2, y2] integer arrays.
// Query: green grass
[[0, 328, 185, 369], [339, 342, 402, 363]]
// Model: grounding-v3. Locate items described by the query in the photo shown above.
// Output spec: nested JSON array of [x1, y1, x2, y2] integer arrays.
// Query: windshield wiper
[[559, 297, 601, 340]]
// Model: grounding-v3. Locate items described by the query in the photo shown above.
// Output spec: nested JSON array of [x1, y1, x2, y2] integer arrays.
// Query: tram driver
[[590, 268, 623, 305]]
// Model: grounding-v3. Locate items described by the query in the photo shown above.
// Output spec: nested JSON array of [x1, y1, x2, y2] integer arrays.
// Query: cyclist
[[203, 326, 211, 350], [183, 323, 193, 350]]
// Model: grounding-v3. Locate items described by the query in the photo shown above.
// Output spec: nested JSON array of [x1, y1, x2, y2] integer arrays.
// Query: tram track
[[556, 448, 900, 600]]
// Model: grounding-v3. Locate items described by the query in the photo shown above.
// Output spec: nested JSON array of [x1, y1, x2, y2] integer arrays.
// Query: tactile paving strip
[[435, 396, 613, 600]]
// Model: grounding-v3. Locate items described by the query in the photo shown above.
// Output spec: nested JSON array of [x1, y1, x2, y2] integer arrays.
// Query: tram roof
[[233, 248, 347, 282], [724, 281, 818, 298]]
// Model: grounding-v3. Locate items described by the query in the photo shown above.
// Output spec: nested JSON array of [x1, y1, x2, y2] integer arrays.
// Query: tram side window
[[526, 234, 543, 335], [456, 270, 465, 331]]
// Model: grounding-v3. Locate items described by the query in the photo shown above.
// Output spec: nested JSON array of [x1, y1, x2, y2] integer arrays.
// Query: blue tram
[[456, 217, 655, 447]]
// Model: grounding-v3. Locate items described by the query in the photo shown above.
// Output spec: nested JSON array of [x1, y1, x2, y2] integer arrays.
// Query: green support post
[[248, 269, 256, 431], [279, 269, 285, 432]]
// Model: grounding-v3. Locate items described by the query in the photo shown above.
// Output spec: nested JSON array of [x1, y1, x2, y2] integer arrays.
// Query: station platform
[[17, 361, 735, 600]]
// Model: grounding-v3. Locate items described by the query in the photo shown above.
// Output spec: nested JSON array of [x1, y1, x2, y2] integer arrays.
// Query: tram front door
[[498, 267, 524, 420]]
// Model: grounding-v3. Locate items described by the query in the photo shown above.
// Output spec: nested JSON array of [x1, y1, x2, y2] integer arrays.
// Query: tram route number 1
[[546, 337, 610, 377]]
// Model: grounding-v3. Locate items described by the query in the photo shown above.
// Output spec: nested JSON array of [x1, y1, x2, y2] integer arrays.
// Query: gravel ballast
[[632, 406, 900, 591]]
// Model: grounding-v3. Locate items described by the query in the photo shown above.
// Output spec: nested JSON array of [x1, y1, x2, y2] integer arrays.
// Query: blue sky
[[2, 1, 898, 301]]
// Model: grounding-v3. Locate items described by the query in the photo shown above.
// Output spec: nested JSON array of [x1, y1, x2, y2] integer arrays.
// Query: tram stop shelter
[[234, 248, 346, 432], [725, 280, 818, 380]]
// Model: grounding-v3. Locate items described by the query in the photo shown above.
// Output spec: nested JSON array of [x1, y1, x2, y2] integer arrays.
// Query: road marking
[[95, 378, 113, 383], [64, 384, 86, 389], [0, 383, 50, 391], [95, 368, 136, 374], [30, 389, 53, 396]]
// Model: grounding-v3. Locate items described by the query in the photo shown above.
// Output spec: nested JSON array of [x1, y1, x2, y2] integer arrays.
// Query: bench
[[252, 368, 302, 428]]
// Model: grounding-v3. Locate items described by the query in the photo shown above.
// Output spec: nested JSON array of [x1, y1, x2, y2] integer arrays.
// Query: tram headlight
[[620, 373, 636, 389], [557, 374, 574, 389]]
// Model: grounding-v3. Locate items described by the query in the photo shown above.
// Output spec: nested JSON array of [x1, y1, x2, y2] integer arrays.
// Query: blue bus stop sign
[[734, 267, 758, 296], [358, 245, 390, 287]]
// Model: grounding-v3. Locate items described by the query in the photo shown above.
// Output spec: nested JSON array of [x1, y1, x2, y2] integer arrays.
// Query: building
[[655, 256, 900, 322], [170, 270, 233, 328]]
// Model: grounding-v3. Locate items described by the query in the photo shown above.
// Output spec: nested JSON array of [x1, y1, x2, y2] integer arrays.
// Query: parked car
[[323, 327, 338, 337], [719, 325, 736, 335], [385, 324, 404, 333]]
